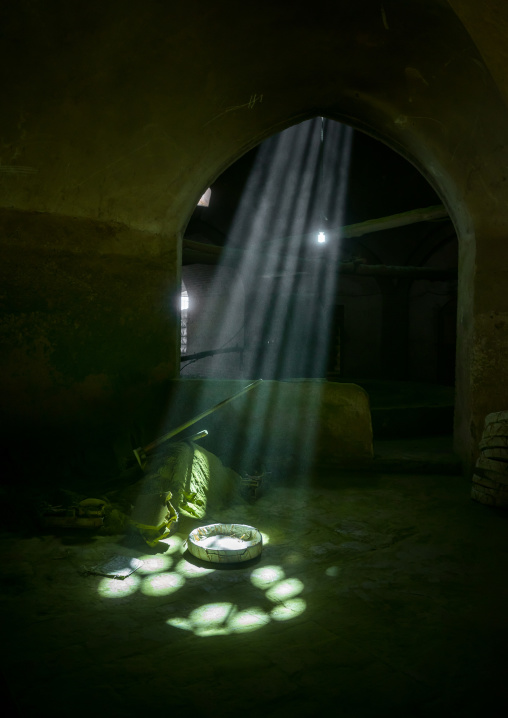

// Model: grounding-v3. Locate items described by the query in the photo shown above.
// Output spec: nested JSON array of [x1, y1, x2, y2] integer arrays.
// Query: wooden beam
[[182, 204, 452, 269], [183, 238, 223, 257], [339, 204, 448, 238], [182, 243, 456, 279], [336, 262, 456, 280]]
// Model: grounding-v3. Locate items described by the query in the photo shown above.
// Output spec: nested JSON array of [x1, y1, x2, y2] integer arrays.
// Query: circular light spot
[[270, 598, 307, 621], [136, 555, 173, 574], [140, 572, 185, 596], [158, 535, 185, 555], [250, 565, 285, 589], [228, 607, 270, 633], [175, 558, 215, 578], [189, 602, 234, 628], [166, 617, 192, 632], [98, 574, 140, 598], [325, 565, 340, 577], [265, 578, 304, 603], [194, 625, 231, 637]]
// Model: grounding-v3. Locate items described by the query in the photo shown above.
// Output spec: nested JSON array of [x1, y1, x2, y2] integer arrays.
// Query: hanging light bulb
[[317, 117, 326, 244]]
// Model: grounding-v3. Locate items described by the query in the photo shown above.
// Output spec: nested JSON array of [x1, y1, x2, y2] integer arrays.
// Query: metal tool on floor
[[241, 469, 271, 501], [40, 498, 107, 529], [133, 379, 262, 469]]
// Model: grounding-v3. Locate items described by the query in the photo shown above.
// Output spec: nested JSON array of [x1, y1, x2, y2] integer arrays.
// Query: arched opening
[[4, 5, 508, 714], [181, 118, 458, 445], [180, 264, 245, 377]]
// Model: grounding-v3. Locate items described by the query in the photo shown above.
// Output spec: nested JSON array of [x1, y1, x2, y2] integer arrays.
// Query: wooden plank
[[335, 263, 455, 279], [471, 484, 508, 507], [183, 204, 450, 262], [479, 435, 508, 449], [484, 410, 508, 425], [476, 455, 508, 473], [183, 240, 456, 278], [41, 516, 104, 528], [183, 204, 453, 277], [340, 204, 448, 238], [473, 471, 508, 488]]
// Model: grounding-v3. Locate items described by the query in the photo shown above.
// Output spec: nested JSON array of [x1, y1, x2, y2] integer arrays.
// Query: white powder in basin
[[200, 535, 247, 550]]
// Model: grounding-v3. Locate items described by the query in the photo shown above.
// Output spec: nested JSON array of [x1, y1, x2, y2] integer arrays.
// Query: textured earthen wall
[[0, 208, 179, 482], [151, 379, 373, 475], [2, 0, 508, 477]]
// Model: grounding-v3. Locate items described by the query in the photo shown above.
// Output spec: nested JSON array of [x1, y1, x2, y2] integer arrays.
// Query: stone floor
[[1, 467, 508, 717], [372, 436, 462, 474]]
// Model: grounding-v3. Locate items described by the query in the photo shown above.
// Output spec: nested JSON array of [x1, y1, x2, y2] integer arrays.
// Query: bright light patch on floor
[[175, 558, 215, 578], [195, 625, 231, 637], [166, 577, 307, 636], [136, 555, 173, 574], [265, 578, 304, 603], [174, 119, 353, 531], [166, 617, 193, 632], [270, 598, 307, 621], [140, 572, 185, 597], [158, 535, 185, 555], [227, 607, 270, 633], [250, 564, 285, 589], [325, 565, 340, 577], [185, 602, 236, 635], [189, 602, 233, 626], [260, 531, 270, 545], [98, 574, 140, 598]]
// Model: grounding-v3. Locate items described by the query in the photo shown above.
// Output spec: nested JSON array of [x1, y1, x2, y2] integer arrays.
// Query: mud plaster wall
[[0, 208, 179, 482], [2, 0, 508, 478]]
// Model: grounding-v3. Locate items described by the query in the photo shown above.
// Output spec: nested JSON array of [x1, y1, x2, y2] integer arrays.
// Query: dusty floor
[[1, 467, 507, 717]]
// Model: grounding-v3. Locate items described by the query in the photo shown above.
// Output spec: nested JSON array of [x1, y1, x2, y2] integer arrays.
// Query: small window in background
[[197, 188, 211, 207], [181, 289, 189, 354]]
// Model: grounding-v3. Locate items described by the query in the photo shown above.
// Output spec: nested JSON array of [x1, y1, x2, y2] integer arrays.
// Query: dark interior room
[[1, 1, 508, 716]]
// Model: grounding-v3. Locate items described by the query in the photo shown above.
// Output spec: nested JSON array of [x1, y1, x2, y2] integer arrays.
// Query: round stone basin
[[187, 523, 263, 564]]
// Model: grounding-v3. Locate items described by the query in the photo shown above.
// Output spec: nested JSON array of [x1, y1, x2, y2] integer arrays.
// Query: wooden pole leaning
[[133, 379, 263, 469]]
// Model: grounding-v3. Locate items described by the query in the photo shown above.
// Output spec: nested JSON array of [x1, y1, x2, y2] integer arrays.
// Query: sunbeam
[[188, 118, 354, 479], [132, 118, 353, 534]]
